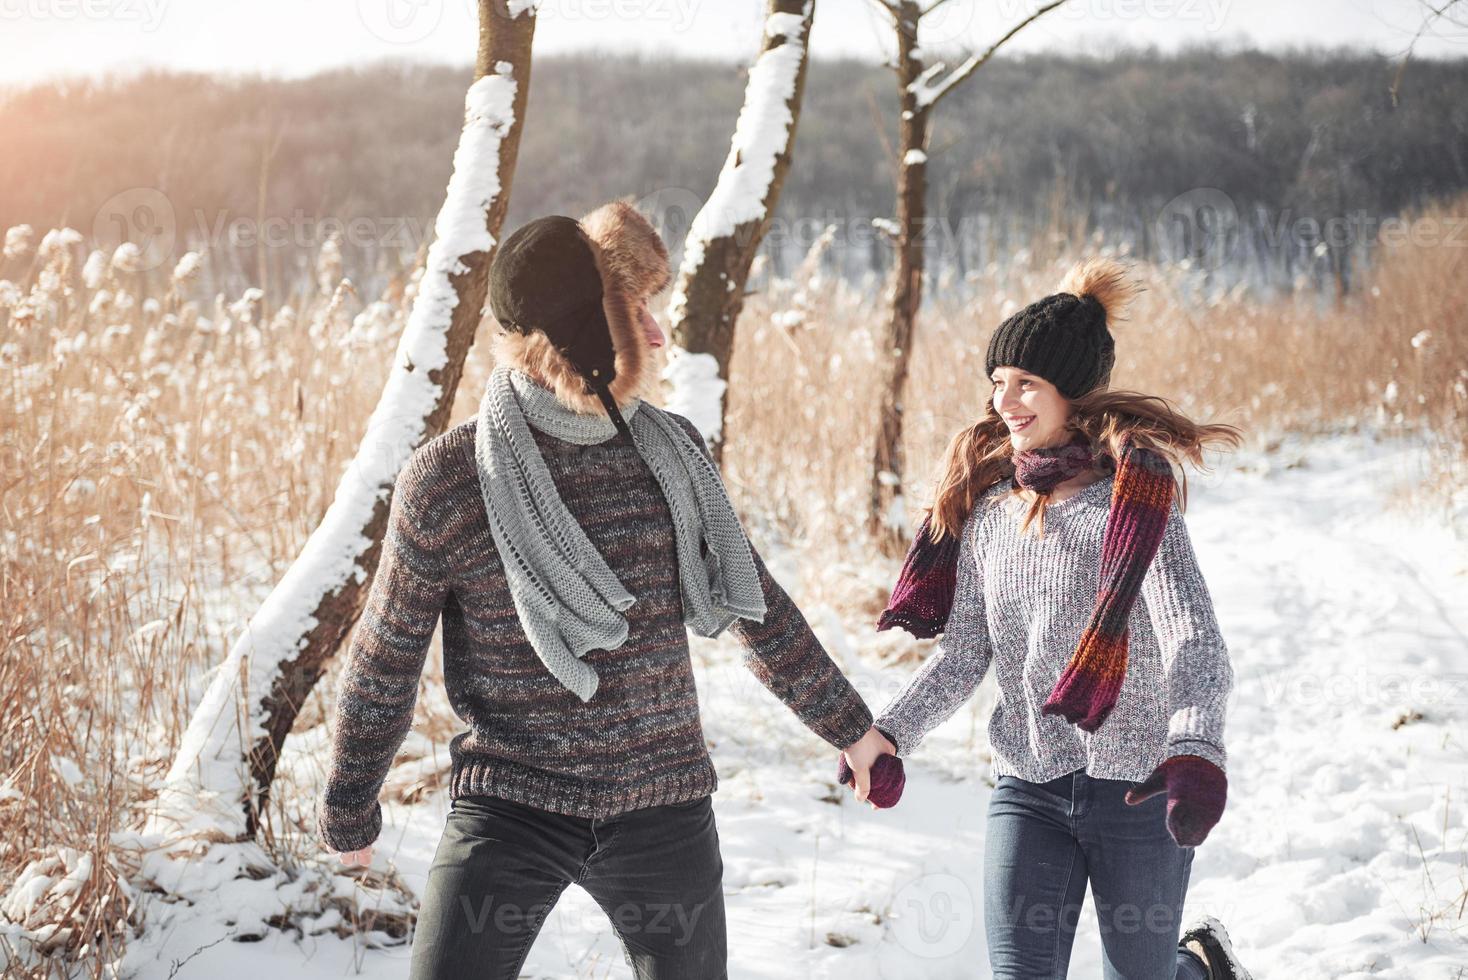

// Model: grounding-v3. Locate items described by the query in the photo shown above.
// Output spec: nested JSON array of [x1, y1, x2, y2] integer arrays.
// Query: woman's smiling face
[[991, 366, 1071, 450]]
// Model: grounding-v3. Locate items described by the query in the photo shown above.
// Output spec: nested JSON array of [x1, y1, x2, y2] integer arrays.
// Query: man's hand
[[838, 726, 902, 809], [335, 845, 374, 868]]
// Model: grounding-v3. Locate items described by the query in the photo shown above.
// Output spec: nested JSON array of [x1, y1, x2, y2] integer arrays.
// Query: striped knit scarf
[[874, 514, 958, 640], [877, 431, 1175, 733], [474, 366, 768, 703]]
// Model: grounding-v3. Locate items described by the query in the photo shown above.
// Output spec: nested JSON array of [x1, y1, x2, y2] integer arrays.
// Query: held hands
[[838, 726, 905, 809], [1124, 754, 1227, 847]]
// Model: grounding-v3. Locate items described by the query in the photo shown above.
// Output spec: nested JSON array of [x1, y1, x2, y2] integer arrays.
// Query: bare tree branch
[[864, 85, 898, 164], [914, 0, 1069, 109], [1391, 0, 1466, 107], [865, 0, 1067, 551]]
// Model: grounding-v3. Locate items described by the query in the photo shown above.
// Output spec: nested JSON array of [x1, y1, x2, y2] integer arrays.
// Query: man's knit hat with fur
[[490, 198, 671, 416]]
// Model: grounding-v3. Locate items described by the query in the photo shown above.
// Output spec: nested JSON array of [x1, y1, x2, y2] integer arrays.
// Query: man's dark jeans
[[408, 793, 727, 980]]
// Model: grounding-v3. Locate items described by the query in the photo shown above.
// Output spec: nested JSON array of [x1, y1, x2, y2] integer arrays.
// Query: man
[[317, 198, 892, 979]]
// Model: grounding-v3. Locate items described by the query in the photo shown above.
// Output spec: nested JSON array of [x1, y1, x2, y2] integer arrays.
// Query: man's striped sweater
[[316, 411, 874, 853]]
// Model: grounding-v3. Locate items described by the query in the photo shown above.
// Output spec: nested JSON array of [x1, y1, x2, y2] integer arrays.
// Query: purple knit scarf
[[1013, 429, 1097, 494], [876, 431, 1095, 639]]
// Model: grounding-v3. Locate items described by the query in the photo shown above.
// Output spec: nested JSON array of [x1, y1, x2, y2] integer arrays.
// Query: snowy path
[[131, 432, 1468, 979]]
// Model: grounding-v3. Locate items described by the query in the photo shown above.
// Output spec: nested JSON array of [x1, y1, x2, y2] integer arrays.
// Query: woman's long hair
[[929, 257, 1244, 542], [928, 389, 1245, 542]]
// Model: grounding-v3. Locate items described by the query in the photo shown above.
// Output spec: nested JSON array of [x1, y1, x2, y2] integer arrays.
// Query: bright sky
[[0, 0, 1463, 88]]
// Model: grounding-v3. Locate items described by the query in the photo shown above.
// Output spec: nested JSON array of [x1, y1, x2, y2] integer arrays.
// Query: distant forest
[[3, 48, 1466, 298]]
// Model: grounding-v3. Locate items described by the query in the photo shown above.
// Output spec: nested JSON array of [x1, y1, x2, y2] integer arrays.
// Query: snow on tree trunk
[[148, 2, 537, 842], [663, 0, 815, 465]]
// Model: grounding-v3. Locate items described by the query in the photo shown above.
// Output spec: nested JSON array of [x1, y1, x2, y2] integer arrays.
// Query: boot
[[1178, 915, 1253, 980]]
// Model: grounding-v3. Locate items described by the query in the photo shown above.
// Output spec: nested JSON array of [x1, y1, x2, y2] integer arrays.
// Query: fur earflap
[[1058, 257, 1140, 323], [492, 199, 671, 416], [581, 198, 671, 299]]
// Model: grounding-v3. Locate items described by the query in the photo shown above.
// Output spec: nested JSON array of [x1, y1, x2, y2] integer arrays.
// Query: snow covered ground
[[113, 429, 1468, 978]]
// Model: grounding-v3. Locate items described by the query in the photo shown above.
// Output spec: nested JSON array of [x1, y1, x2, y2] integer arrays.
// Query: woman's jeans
[[984, 769, 1210, 980], [408, 793, 726, 980]]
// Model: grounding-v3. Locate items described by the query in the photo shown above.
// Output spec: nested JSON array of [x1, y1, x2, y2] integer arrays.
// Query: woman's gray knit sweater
[[874, 474, 1234, 783]]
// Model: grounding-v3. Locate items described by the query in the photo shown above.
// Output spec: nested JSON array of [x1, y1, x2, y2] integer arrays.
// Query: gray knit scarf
[[474, 365, 768, 702]]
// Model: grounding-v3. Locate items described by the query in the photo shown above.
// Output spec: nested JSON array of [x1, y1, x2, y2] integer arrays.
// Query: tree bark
[[664, 0, 815, 466], [151, 0, 536, 842], [868, 0, 929, 557], [866, 0, 1068, 556]]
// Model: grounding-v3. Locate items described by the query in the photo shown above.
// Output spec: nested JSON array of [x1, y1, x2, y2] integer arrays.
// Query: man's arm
[[729, 542, 876, 750], [670, 414, 873, 750], [317, 452, 449, 854]]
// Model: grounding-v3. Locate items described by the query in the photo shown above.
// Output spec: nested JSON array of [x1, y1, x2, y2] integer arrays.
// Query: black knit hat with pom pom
[[985, 259, 1139, 400]]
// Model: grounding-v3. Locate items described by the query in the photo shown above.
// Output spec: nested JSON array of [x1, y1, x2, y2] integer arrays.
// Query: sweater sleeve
[[729, 542, 876, 751], [317, 453, 448, 853], [1139, 498, 1233, 772], [873, 507, 994, 758], [670, 414, 874, 751]]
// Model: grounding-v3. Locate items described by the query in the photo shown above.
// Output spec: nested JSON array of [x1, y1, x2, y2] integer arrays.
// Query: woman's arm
[[873, 508, 994, 757], [1140, 498, 1233, 771]]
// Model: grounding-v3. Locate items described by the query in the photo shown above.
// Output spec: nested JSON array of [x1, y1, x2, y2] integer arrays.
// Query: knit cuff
[[1166, 705, 1225, 767], [811, 692, 876, 752], [317, 797, 382, 854], [1165, 737, 1226, 773]]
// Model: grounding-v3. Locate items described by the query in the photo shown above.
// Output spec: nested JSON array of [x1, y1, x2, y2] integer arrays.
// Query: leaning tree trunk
[[868, 0, 929, 556], [150, 1, 536, 842], [664, 0, 815, 466]]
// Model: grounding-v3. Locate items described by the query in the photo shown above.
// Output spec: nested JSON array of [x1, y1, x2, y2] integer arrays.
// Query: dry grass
[[0, 195, 1464, 975], [721, 198, 1468, 567], [0, 230, 424, 975]]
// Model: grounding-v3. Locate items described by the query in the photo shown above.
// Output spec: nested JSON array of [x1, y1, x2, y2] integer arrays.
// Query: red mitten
[[837, 752, 906, 808], [1124, 754, 1227, 847]]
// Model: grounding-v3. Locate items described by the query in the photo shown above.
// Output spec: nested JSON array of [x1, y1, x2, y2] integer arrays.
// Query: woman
[[846, 258, 1253, 979]]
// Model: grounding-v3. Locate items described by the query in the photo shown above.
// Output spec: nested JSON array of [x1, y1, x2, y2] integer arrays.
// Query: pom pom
[[1057, 257, 1140, 323]]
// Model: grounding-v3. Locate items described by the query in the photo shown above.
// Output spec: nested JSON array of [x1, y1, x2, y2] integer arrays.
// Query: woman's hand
[[839, 726, 902, 808], [335, 845, 374, 868], [1124, 754, 1227, 847]]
